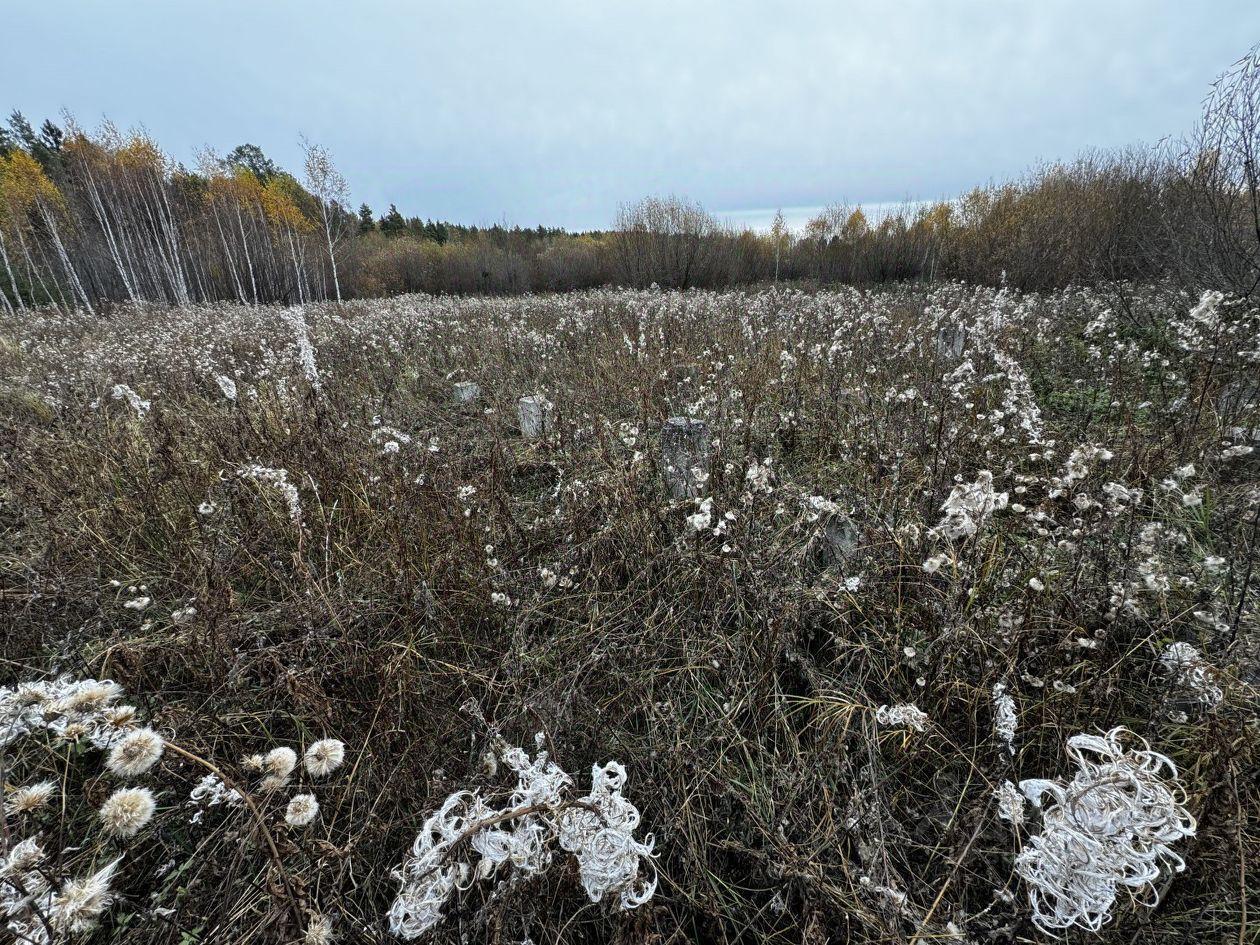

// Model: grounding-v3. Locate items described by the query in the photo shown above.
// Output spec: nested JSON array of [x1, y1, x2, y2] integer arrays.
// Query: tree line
[[2, 46, 1258, 312]]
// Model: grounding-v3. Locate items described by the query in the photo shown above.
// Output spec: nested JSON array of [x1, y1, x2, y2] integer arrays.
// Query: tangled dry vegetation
[[1, 283, 1258, 944]]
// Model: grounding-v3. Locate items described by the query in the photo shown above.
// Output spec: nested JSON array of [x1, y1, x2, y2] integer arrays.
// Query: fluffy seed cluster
[[936, 470, 1008, 539], [285, 793, 321, 827], [109, 383, 150, 415], [304, 738, 346, 778], [304, 912, 336, 944], [0, 678, 166, 941], [105, 727, 165, 778], [1, 838, 52, 942], [4, 780, 57, 816], [99, 786, 158, 837], [992, 682, 1018, 752], [238, 463, 303, 525], [995, 779, 1026, 826], [48, 857, 122, 934], [245, 745, 299, 791], [1, 677, 138, 752], [1014, 727, 1196, 932]]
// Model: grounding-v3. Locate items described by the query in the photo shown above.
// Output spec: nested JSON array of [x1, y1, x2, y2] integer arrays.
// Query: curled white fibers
[[388, 741, 655, 939], [1015, 727, 1195, 932]]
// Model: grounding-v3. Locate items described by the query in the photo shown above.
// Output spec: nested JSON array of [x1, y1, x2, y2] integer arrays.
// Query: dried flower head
[[106, 727, 164, 777], [4, 780, 57, 816], [99, 786, 157, 838], [285, 793, 321, 827], [49, 857, 122, 934], [4, 836, 46, 873], [263, 750, 297, 781], [304, 739, 346, 778], [304, 913, 336, 944], [1160, 642, 1224, 708], [936, 470, 1008, 539]]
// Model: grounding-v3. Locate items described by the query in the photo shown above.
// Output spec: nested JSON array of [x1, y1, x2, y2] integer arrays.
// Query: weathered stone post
[[1219, 380, 1259, 418], [453, 381, 481, 405], [823, 514, 861, 566], [934, 324, 966, 359], [1220, 381, 1260, 449], [660, 416, 711, 499], [518, 394, 554, 440]]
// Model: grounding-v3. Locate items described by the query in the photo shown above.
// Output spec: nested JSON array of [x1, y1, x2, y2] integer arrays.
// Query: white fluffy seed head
[[304, 739, 345, 778], [285, 793, 320, 827], [99, 786, 157, 838], [260, 774, 291, 792], [49, 857, 121, 933], [265, 746, 298, 778], [4, 780, 58, 816], [105, 728, 164, 777], [304, 913, 335, 944], [5, 837, 46, 874]]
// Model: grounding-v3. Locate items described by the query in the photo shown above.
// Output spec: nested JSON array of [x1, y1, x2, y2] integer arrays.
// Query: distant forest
[[1, 47, 1258, 310]]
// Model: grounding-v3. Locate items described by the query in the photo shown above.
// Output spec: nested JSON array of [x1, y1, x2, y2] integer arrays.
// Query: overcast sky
[[4, 2, 1256, 230]]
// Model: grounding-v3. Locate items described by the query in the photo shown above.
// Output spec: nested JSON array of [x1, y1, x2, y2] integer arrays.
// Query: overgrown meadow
[[1, 283, 1258, 944]]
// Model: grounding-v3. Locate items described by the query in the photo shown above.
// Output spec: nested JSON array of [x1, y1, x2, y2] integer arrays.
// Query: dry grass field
[[2, 282, 1258, 943]]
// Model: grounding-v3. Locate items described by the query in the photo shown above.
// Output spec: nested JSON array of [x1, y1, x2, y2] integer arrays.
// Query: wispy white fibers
[[995, 780, 1026, 826], [4, 780, 57, 816], [992, 682, 1018, 753], [556, 761, 657, 909], [109, 383, 151, 415], [936, 471, 1008, 540], [49, 857, 122, 934], [1160, 642, 1224, 708], [214, 374, 238, 400], [238, 464, 303, 525], [389, 742, 655, 939], [1015, 727, 1195, 932], [284, 305, 322, 391]]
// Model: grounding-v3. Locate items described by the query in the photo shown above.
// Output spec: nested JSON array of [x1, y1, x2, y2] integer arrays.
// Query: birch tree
[[302, 138, 349, 302], [1, 150, 93, 313]]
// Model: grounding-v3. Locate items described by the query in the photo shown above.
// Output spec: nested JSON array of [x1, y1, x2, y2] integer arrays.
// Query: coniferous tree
[[39, 120, 64, 154], [225, 144, 278, 183], [378, 204, 406, 237]]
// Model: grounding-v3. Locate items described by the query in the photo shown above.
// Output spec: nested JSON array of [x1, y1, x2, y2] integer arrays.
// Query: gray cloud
[[4, 0, 1255, 229]]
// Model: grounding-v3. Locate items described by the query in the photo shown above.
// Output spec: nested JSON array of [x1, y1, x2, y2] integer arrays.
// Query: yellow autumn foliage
[[0, 150, 65, 214], [262, 177, 315, 232]]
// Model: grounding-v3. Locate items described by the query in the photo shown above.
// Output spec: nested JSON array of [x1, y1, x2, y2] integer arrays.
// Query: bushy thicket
[[1, 283, 1257, 943]]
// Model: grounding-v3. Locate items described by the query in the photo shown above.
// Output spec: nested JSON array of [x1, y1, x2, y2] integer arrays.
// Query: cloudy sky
[[4, 1, 1256, 230]]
